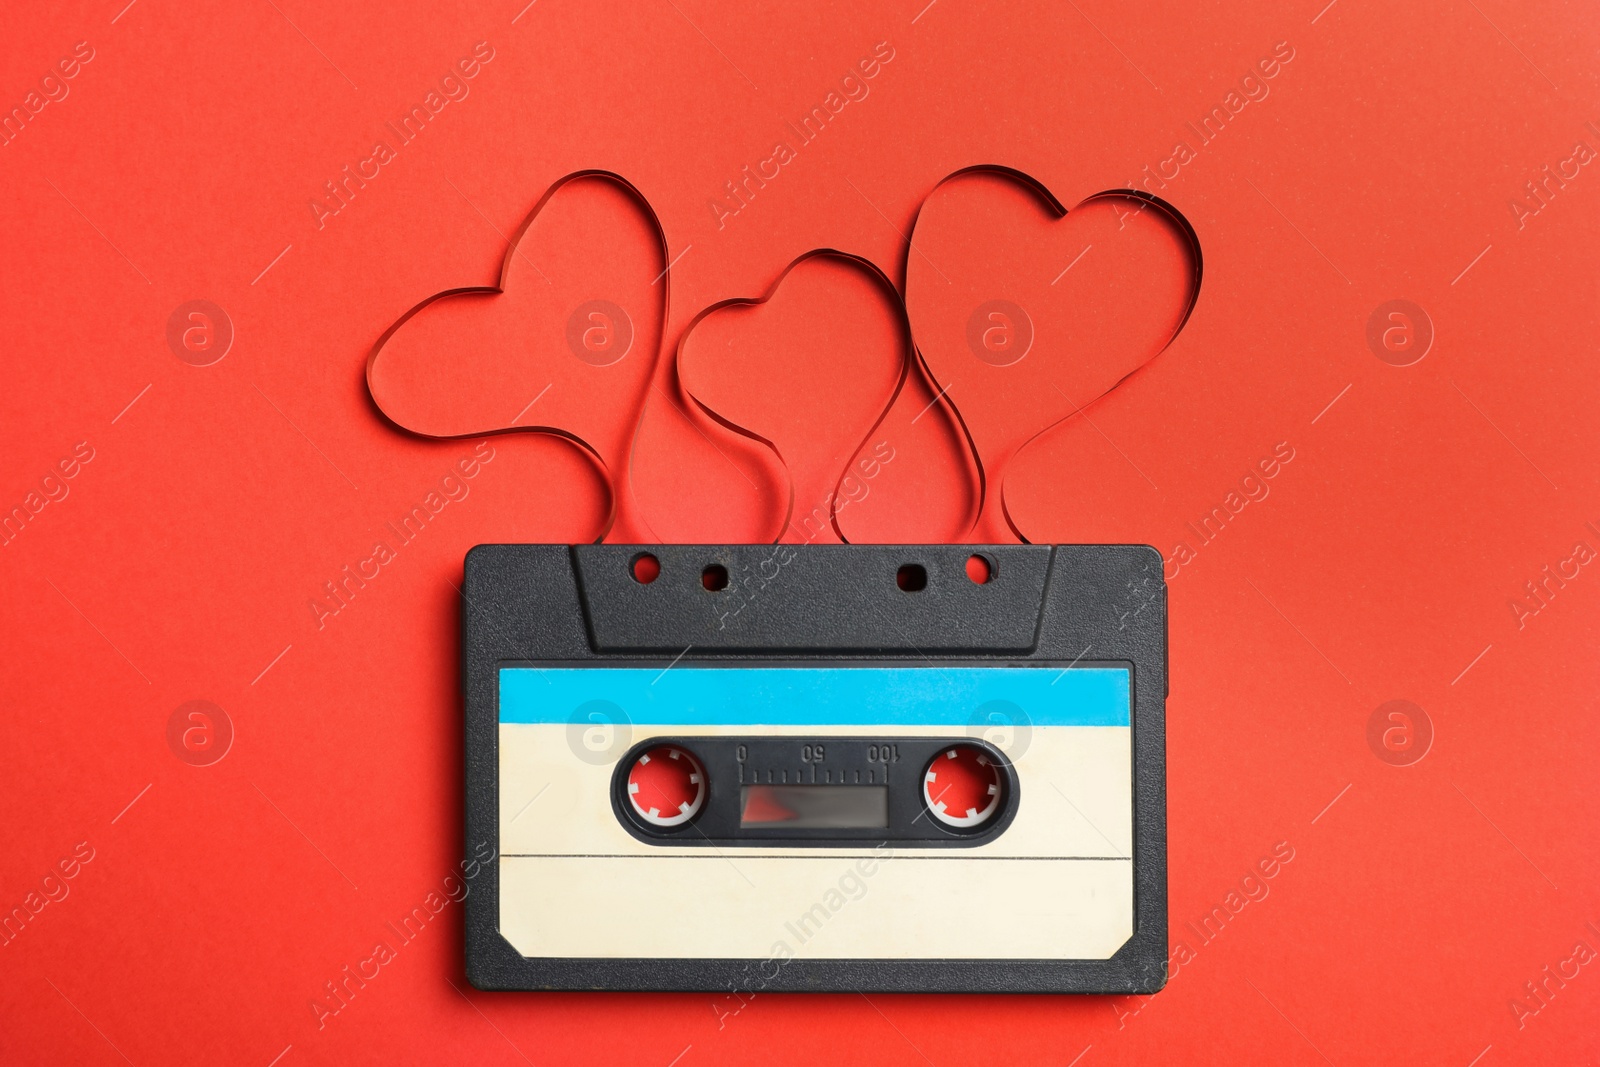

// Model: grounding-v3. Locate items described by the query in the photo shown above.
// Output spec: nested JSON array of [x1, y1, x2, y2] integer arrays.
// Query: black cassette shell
[[463, 543, 1168, 993]]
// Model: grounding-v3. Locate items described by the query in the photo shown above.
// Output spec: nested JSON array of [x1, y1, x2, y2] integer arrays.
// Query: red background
[[2, 0, 1597, 1063]]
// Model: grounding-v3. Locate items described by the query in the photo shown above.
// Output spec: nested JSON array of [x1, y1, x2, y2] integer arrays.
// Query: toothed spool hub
[[923, 745, 1002, 828], [626, 745, 706, 827]]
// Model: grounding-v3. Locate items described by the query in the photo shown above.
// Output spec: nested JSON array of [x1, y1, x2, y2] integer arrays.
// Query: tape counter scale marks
[[499, 665, 1131, 725]]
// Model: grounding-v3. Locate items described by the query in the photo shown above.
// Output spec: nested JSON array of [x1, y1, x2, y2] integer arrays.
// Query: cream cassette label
[[463, 545, 1166, 993]]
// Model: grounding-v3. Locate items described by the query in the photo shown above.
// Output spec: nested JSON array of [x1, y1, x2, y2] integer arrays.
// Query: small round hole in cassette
[[965, 554, 992, 584], [626, 745, 706, 827], [631, 552, 660, 584], [923, 744, 1003, 829]]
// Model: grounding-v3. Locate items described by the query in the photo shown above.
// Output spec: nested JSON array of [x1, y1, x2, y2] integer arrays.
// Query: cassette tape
[[463, 544, 1167, 993]]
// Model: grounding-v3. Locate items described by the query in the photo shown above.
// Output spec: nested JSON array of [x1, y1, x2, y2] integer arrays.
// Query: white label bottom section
[[499, 854, 1132, 960]]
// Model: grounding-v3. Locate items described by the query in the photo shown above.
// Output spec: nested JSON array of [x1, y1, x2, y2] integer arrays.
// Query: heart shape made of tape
[[366, 170, 667, 541], [906, 166, 1201, 541], [677, 251, 910, 544]]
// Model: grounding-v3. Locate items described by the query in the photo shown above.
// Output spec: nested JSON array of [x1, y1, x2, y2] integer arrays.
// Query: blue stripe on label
[[499, 666, 1129, 727]]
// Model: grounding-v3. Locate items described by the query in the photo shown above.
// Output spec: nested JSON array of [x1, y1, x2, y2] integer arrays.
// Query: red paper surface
[[2, 0, 1597, 1063]]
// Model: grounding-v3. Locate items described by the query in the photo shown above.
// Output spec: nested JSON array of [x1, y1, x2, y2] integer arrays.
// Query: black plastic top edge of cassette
[[571, 544, 1052, 652], [461, 543, 1169, 995]]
